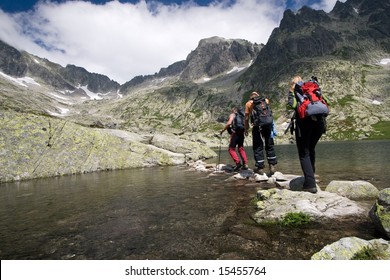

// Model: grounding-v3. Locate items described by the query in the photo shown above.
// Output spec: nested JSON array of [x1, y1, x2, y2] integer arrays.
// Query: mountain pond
[[0, 140, 389, 259]]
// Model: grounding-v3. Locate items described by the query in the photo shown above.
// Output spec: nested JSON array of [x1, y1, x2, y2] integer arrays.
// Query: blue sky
[[0, 0, 323, 13], [0, 0, 342, 83]]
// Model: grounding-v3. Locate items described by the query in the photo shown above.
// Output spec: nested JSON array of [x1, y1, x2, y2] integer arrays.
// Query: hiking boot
[[242, 164, 249, 170], [233, 163, 242, 172], [269, 164, 276, 175], [254, 167, 264, 175], [302, 187, 318, 194]]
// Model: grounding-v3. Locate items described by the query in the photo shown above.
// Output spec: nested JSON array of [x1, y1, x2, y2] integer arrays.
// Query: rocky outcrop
[[325, 180, 380, 200], [0, 110, 216, 183], [311, 237, 390, 260], [369, 188, 390, 239], [0, 40, 28, 77], [252, 188, 365, 224]]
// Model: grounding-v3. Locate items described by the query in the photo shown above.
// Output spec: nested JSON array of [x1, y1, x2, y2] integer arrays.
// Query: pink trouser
[[228, 131, 248, 165], [229, 146, 248, 165]]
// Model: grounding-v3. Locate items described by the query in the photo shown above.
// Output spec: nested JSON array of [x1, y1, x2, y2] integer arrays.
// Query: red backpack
[[296, 79, 329, 119]]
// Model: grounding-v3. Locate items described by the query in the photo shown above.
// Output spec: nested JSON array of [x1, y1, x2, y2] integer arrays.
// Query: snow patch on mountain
[[0, 72, 41, 87]]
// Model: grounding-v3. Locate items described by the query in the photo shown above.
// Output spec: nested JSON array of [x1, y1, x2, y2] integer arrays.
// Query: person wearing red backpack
[[287, 76, 330, 193]]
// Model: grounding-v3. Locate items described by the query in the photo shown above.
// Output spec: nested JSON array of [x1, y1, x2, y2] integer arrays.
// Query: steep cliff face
[[180, 36, 261, 80], [0, 40, 28, 77]]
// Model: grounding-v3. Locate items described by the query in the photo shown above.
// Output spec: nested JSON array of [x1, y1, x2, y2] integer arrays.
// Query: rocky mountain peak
[[120, 36, 261, 93], [0, 39, 120, 95], [330, 0, 358, 19], [279, 6, 330, 32], [180, 36, 261, 80]]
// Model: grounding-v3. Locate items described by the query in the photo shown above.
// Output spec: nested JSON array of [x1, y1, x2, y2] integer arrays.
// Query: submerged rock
[[311, 237, 390, 260]]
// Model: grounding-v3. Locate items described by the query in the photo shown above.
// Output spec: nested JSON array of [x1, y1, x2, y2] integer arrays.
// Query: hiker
[[244, 91, 277, 175], [287, 75, 329, 193], [220, 106, 249, 171]]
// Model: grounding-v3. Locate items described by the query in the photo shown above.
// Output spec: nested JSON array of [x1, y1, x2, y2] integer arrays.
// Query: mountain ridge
[[1, 0, 389, 141]]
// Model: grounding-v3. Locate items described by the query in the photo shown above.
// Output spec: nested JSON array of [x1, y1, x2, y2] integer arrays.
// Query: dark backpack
[[251, 96, 273, 127], [295, 78, 329, 119], [231, 108, 245, 133]]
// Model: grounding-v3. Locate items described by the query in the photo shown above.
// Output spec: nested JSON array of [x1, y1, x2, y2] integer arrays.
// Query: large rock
[[311, 237, 390, 260], [325, 180, 379, 200], [369, 188, 390, 239], [252, 188, 365, 223], [150, 133, 216, 160], [0, 110, 215, 183]]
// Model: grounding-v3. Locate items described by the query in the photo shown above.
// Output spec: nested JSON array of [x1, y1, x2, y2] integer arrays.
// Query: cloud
[[0, 0, 342, 84], [311, 0, 345, 12], [287, 0, 345, 12]]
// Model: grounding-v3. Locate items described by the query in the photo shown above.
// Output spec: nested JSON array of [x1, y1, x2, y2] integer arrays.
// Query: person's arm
[[244, 102, 251, 136], [287, 91, 297, 109], [220, 113, 235, 134], [322, 94, 331, 106]]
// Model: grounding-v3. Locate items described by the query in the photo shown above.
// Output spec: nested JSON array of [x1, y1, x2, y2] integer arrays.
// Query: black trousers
[[295, 116, 325, 188], [252, 125, 277, 168]]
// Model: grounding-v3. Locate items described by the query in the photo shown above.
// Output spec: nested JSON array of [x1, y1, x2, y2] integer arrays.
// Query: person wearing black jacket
[[287, 76, 330, 193]]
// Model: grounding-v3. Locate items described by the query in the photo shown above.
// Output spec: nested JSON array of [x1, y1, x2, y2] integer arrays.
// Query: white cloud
[[0, 0, 341, 84], [311, 0, 346, 12], [286, 0, 345, 12]]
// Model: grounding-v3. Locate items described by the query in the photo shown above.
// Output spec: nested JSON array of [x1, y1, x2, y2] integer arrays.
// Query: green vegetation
[[337, 95, 354, 107], [280, 212, 311, 227], [368, 121, 390, 140], [351, 246, 386, 260], [331, 46, 354, 60]]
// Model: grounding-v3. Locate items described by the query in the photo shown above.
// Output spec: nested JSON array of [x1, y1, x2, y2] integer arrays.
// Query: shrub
[[280, 212, 311, 227]]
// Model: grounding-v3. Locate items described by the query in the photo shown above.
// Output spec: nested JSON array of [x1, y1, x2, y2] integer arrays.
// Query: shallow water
[[212, 139, 390, 190], [0, 140, 389, 259]]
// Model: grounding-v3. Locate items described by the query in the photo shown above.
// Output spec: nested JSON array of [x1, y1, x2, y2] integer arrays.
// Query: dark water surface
[[0, 140, 389, 260]]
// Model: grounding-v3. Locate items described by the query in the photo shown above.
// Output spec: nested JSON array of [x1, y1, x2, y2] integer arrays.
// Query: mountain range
[[0, 0, 389, 182]]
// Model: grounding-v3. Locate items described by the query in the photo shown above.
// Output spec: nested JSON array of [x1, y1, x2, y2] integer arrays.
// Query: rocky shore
[[188, 160, 390, 260], [0, 110, 216, 183]]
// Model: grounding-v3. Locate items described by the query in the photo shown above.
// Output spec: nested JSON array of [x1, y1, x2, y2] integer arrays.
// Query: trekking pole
[[284, 111, 296, 135], [218, 135, 222, 171]]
